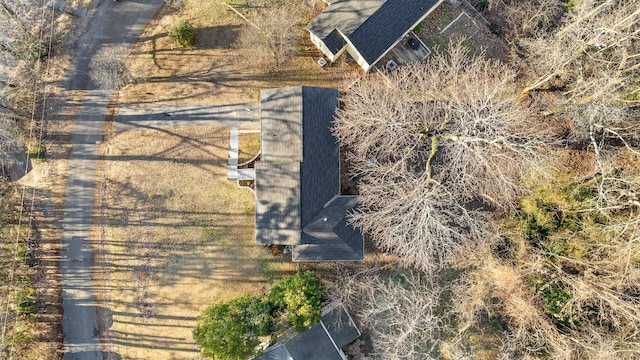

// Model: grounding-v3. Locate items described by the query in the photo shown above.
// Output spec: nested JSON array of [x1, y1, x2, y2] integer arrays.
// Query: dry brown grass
[[0, 172, 64, 360], [98, 125, 296, 359], [238, 132, 260, 164], [120, 0, 354, 107]]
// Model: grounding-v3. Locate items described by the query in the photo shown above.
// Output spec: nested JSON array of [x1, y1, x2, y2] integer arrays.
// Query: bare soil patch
[[418, 2, 512, 62]]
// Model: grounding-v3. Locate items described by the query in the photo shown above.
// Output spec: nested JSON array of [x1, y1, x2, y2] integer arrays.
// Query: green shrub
[[269, 271, 321, 332], [6, 331, 28, 347], [194, 272, 322, 358], [569, 185, 595, 202], [17, 243, 27, 262], [16, 288, 36, 315], [525, 213, 551, 243], [621, 84, 640, 103], [18, 299, 35, 315], [169, 20, 195, 48], [412, 21, 424, 33], [26, 145, 46, 160], [11, 38, 47, 61], [193, 294, 272, 360], [536, 281, 575, 325], [241, 295, 273, 336]]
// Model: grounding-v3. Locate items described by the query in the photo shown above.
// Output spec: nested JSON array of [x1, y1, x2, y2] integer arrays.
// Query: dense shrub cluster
[[193, 271, 322, 359], [169, 20, 195, 47]]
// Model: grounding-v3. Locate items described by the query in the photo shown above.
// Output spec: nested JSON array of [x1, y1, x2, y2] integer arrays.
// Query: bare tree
[[333, 42, 553, 273], [238, 3, 304, 68], [485, 0, 566, 39], [329, 268, 447, 360], [452, 253, 572, 359], [520, 0, 639, 95], [450, 145, 640, 359], [458, 229, 640, 358]]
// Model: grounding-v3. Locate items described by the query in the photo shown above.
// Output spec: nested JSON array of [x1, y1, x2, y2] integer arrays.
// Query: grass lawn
[[238, 132, 260, 164]]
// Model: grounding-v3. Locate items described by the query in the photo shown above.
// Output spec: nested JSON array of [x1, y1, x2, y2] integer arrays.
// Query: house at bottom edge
[[254, 86, 363, 262], [252, 301, 361, 360]]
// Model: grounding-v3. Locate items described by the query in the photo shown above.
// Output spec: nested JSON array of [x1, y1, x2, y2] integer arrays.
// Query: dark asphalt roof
[[321, 300, 362, 348], [308, 0, 383, 57], [252, 344, 289, 360], [252, 301, 360, 360], [308, 0, 441, 65], [254, 87, 364, 262], [323, 29, 347, 55], [294, 196, 363, 262], [255, 86, 339, 245], [285, 323, 344, 360], [299, 87, 341, 227]]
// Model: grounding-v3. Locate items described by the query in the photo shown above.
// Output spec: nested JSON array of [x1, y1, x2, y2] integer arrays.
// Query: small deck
[[380, 32, 431, 71]]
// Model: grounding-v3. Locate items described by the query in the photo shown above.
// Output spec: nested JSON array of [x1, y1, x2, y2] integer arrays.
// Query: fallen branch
[[221, 2, 260, 30]]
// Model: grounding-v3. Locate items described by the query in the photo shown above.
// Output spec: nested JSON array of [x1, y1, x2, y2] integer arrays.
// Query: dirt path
[[57, 1, 165, 358]]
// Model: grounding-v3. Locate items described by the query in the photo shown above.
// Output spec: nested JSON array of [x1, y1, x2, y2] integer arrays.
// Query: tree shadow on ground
[[195, 25, 242, 49]]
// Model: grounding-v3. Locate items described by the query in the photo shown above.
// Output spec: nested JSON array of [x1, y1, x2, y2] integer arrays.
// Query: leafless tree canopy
[[519, 0, 639, 100], [331, 35, 640, 357], [238, 2, 307, 68], [329, 269, 446, 360], [333, 43, 552, 273], [486, 0, 566, 38], [453, 204, 640, 358]]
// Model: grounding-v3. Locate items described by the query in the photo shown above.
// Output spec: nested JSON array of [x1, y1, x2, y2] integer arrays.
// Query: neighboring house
[[254, 86, 364, 262], [307, 0, 443, 72], [253, 301, 361, 360]]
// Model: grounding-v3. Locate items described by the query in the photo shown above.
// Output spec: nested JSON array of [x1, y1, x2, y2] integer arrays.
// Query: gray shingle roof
[[308, 0, 384, 57], [254, 86, 364, 262], [260, 87, 304, 163], [321, 300, 362, 348], [252, 344, 290, 360], [308, 0, 441, 65], [255, 161, 301, 244], [294, 196, 363, 262], [285, 324, 344, 360], [252, 301, 360, 360]]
